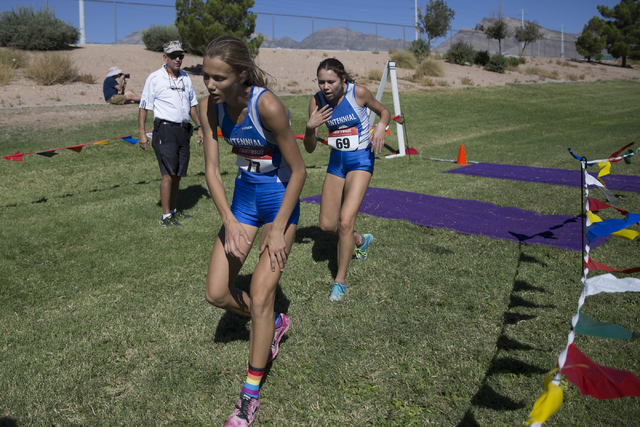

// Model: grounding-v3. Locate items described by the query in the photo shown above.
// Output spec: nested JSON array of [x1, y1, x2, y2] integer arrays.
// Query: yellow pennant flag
[[92, 140, 112, 145], [526, 371, 563, 425], [597, 161, 611, 185]]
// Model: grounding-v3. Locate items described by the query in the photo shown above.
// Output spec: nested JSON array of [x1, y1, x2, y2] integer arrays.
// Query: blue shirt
[[103, 76, 118, 101]]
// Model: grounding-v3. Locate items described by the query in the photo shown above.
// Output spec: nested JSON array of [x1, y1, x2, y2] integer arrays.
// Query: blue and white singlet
[[316, 82, 371, 151], [216, 86, 291, 184]]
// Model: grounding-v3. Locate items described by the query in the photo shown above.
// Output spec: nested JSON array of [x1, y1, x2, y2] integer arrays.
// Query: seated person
[[103, 66, 141, 105]]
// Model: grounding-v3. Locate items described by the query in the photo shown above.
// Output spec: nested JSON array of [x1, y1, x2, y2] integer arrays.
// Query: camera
[[124, 74, 130, 79]]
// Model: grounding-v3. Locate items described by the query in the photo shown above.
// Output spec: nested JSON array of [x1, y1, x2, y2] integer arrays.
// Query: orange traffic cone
[[456, 144, 467, 165]]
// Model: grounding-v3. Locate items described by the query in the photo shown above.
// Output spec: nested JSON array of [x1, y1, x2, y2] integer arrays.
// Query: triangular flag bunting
[[561, 343, 640, 399]]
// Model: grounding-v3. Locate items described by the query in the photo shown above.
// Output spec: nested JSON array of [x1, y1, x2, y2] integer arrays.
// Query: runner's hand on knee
[[260, 228, 288, 272], [225, 222, 251, 258]]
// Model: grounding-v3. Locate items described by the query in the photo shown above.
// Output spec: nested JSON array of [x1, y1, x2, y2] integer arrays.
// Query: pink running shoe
[[224, 394, 260, 427], [267, 313, 290, 363]]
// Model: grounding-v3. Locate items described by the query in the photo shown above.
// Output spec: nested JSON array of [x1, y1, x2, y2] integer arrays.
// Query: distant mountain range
[[117, 17, 581, 55]]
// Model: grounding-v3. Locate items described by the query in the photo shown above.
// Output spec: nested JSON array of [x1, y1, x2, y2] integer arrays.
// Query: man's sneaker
[[224, 393, 260, 427], [329, 282, 346, 302], [268, 313, 290, 363], [173, 210, 192, 220], [354, 233, 374, 261], [159, 214, 181, 227]]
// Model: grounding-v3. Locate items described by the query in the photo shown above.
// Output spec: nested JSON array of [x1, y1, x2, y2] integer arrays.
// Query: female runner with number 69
[[303, 58, 390, 302]]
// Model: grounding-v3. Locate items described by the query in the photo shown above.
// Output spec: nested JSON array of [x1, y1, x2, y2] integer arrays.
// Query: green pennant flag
[[575, 309, 638, 340]]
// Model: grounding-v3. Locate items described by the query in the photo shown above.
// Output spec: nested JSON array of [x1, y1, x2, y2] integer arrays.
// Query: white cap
[[106, 66, 124, 77]]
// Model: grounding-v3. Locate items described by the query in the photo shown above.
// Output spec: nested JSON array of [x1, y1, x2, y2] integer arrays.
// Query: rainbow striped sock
[[241, 364, 265, 399]]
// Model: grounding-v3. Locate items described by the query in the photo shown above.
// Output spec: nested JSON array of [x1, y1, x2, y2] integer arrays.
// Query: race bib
[[327, 127, 358, 151], [232, 146, 275, 174]]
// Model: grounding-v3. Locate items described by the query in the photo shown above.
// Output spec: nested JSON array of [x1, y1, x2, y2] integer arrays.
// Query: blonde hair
[[204, 35, 273, 88]]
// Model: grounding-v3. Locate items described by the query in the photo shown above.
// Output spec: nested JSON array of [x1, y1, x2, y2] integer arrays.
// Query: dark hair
[[317, 58, 355, 83], [204, 35, 273, 88]]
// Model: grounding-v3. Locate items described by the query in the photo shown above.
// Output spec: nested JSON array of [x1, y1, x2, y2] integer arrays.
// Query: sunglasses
[[168, 54, 184, 60]]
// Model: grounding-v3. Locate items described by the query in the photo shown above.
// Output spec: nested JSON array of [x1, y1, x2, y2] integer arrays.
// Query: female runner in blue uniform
[[199, 36, 306, 427], [303, 58, 390, 302]]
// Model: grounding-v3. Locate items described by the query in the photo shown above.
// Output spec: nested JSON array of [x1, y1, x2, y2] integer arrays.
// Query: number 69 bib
[[327, 127, 358, 151], [232, 146, 276, 174]]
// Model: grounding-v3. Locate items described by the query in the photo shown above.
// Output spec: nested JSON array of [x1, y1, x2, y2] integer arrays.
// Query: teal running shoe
[[354, 233, 373, 261], [329, 282, 346, 301]]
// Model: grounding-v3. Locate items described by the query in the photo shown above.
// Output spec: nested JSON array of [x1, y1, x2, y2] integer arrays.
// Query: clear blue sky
[[0, 0, 621, 45]]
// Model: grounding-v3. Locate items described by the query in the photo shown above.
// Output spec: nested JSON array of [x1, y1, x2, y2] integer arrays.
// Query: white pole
[[521, 10, 524, 53], [79, 0, 86, 44], [561, 25, 564, 58], [415, 0, 418, 40]]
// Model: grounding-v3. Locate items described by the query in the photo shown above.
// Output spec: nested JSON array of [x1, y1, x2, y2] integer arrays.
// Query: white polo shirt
[[139, 65, 198, 124]]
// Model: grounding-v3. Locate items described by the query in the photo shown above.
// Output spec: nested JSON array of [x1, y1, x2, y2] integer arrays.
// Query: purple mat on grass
[[301, 187, 606, 251], [445, 163, 640, 193]]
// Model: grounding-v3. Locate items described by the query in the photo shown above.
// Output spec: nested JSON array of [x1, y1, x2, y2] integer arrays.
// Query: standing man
[[138, 41, 203, 227]]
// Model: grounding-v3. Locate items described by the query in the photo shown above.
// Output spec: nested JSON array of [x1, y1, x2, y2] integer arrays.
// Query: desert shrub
[[445, 41, 476, 66], [0, 6, 79, 50], [26, 52, 78, 85], [76, 73, 96, 84], [412, 76, 435, 86], [414, 58, 445, 78], [459, 76, 474, 86], [484, 53, 508, 73], [408, 38, 428, 61], [367, 68, 383, 81], [474, 50, 490, 66], [390, 49, 417, 69], [566, 73, 579, 81], [518, 56, 526, 64], [142, 25, 181, 52], [525, 66, 560, 81], [0, 48, 29, 68], [508, 56, 520, 68], [436, 79, 450, 87], [0, 63, 15, 85]]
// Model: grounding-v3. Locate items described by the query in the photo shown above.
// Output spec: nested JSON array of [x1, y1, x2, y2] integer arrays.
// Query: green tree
[[479, 1, 510, 53], [514, 20, 544, 56], [594, 0, 640, 67], [576, 17, 607, 62], [175, 0, 262, 56], [416, 0, 455, 58]]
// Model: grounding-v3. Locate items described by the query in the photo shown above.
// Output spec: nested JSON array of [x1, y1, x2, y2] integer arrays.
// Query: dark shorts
[[152, 120, 192, 176], [327, 146, 375, 179], [231, 178, 300, 228]]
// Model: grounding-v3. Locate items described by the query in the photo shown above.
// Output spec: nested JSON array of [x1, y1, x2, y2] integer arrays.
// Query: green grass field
[[1, 81, 640, 426]]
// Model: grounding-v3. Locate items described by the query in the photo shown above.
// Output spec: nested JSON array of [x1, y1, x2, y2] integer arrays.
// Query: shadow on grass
[[295, 225, 339, 277], [0, 417, 18, 427], [154, 184, 211, 211], [213, 275, 291, 344], [458, 244, 550, 421]]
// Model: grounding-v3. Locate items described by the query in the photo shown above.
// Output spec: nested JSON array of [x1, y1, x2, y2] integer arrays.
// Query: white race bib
[[232, 146, 276, 174], [327, 127, 358, 151]]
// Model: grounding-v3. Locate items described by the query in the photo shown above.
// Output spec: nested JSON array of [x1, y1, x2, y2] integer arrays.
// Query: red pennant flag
[[4, 151, 27, 161], [586, 257, 640, 274], [66, 145, 85, 153], [609, 142, 634, 159], [588, 197, 629, 216], [561, 343, 640, 400]]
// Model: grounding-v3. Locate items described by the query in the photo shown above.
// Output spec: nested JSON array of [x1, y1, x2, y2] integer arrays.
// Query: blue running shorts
[[231, 178, 301, 227], [327, 146, 375, 179]]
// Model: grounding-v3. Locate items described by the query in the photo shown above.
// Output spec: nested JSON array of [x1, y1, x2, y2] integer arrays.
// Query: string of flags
[[2, 131, 153, 162], [527, 143, 640, 426]]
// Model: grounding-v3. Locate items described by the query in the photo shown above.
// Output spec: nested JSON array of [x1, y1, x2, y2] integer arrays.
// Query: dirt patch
[[1, 44, 639, 132]]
